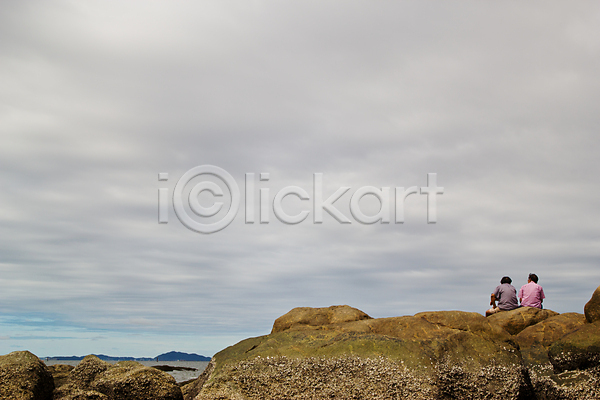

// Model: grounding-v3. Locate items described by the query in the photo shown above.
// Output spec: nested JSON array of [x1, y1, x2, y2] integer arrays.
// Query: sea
[[44, 359, 209, 383]]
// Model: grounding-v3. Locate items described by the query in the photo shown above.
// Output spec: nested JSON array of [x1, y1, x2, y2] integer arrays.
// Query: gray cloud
[[1, 1, 599, 357]]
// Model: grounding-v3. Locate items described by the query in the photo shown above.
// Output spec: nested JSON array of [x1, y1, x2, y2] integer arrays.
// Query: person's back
[[486, 276, 519, 316], [519, 273, 545, 308], [494, 283, 519, 311]]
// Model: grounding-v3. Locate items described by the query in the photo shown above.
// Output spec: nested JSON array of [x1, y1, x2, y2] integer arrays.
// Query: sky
[[1, 1, 600, 358]]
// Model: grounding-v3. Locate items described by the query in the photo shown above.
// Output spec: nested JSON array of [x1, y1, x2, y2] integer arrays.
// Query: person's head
[[528, 273, 538, 283], [500, 276, 512, 284]]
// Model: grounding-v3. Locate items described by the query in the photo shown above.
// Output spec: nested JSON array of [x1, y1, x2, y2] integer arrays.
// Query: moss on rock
[[0, 351, 54, 400]]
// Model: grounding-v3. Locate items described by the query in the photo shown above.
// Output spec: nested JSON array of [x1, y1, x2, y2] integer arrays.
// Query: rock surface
[[69, 355, 112, 388], [585, 285, 600, 323], [92, 360, 183, 400], [0, 350, 54, 400], [512, 312, 596, 399], [47, 364, 74, 389], [192, 309, 532, 400], [271, 305, 372, 333], [516, 312, 587, 367], [548, 320, 600, 373], [53, 355, 184, 400], [487, 307, 559, 335]]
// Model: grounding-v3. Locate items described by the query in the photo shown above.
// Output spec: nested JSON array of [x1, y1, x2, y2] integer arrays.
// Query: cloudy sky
[[1, 1, 600, 358]]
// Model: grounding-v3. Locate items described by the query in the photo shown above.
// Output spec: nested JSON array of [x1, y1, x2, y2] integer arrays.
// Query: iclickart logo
[[158, 165, 443, 234]]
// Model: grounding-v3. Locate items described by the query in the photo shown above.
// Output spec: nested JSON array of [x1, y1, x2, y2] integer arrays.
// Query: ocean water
[[44, 359, 209, 383]]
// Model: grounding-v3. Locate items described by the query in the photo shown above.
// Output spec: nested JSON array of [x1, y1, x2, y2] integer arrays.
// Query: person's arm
[[490, 293, 497, 308]]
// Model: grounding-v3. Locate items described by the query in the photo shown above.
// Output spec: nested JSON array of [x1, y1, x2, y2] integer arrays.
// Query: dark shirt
[[493, 283, 519, 310]]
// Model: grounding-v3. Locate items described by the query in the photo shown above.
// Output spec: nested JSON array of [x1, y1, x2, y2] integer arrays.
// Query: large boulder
[[487, 307, 559, 335], [54, 355, 183, 400], [271, 305, 372, 333], [0, 351, 54, 400], [91, 361, 183, 400], [192, 308, 532, 400], [53, 355, 112, 399], [584, 285, 600, 323], [515, 313, 587, 367], [548, 320, 600, 373], [69, 355, 112, 388]]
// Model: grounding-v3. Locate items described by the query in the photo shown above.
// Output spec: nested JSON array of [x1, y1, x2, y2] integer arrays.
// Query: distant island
[[46, 351, 210, 362], [155, 351, 211, 361]]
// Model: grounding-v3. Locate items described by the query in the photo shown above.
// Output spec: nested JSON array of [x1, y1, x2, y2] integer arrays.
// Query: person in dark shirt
[[486, 276, 519, 317]]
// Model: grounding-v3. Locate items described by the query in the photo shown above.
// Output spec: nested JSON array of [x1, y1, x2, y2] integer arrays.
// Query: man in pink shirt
[[519, 273, 545, 308]]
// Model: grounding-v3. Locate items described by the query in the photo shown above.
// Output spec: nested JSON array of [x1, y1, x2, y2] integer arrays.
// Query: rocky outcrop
[[92, 360, 183, 400], [487, 307, 559, 335], [0, 351, 54, 400], [69, 355, 112, 387], [271, 305, 372, 333], [191, 310, 532, 400], [53, 355, 183, 400], [585, 285, 600, 323], [186, 285, 600, 400]]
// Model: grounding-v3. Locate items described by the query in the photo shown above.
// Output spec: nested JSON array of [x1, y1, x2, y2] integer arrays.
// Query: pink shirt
[[519, 281, 545, 308]]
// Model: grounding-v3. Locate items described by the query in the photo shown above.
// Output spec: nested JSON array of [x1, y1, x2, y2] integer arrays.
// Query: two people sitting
[[485, 273, 545, 317]]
